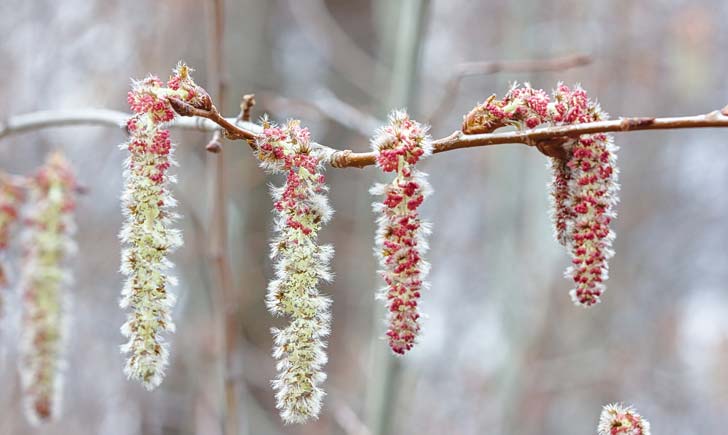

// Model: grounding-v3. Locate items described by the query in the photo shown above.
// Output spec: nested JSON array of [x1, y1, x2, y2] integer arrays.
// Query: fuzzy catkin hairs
[[256, 119, 334, 424], [120, 63, 208, 389], [370, 110, 432, 355], [598, 403, 651, 435], [462, 83, 619, 306]]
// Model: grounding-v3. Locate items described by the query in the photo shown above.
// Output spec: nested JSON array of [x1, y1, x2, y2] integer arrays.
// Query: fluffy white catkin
[[120, 63, 207, 389], [257, 119, 334, 423]]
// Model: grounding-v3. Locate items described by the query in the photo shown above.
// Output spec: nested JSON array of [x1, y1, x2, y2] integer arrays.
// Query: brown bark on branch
[[166, 94, 728, 168], [322, 108, 728, 168], [3, 105, 728, 169]]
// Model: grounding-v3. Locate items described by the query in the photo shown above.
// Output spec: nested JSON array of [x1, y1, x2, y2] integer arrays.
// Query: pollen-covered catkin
[[598, 403, 651, 435], [371, 110, 432, 355], [256, 119, 334, 424], [120, 63, 207, 389], [18, 152, 76, 425]]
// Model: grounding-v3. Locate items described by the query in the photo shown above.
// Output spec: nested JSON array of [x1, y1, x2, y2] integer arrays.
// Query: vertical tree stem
[[366, 2, 430, 435], [205, 0, 242, 434]]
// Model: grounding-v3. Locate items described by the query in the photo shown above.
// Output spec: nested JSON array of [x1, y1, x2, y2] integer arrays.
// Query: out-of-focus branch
[[332, 402, 373, 435], [287, 0, 390, 100], [0, 109, 128, 139], [258, 90, 382, 137], [0, 108, 260, 139], [203, 0, 244, 434], [426, 53, 592, 123]]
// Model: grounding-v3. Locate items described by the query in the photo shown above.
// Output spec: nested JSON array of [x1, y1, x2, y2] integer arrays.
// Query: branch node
[[206, 136, 223, 153], [620, 117, 655, 130], [240, 94, 256, 122], [330, 150, 352, 168], [168, 97, 196, 117], [535, 138, 569, 160]]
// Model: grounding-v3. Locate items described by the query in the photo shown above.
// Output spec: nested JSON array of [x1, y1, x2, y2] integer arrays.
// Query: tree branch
[[0, 108, 255, 139], [4, 105, 728, 169], [257, 89, 382, 137], [202, 0, 245, 434], [326, 108, 728, 168]]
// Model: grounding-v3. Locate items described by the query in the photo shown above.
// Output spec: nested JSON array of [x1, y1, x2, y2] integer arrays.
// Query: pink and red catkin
[[464, 83, 619, 307], [550, 84, 619, 307], [371, 111, 432, 355], [598, 403, 651, 435]]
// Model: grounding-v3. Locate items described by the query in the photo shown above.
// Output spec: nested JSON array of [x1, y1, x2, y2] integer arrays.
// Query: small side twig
[[239, 94, 256, 123], [206, 130, 223, 154], [168, 97, 258, 145]]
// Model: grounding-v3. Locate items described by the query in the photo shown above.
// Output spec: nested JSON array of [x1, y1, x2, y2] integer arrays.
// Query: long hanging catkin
[[120, 63, 208, 389], [462, 83, 619, 307], [549, 83, 619, 307], [370, 110, 432, 355], [256, 119, 334, 424], [18, 152, 76, 424]]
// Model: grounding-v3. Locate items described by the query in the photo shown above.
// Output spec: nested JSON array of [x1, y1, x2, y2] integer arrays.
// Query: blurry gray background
[[1, 0, 727, 434]]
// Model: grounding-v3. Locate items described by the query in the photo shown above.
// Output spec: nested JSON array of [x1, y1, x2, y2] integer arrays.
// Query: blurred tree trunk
[[365, 2, 430, 435]]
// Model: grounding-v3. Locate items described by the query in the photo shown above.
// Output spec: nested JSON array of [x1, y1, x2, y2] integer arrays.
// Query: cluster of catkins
[[370, 111, 432, 355], [598, 403, 651, 435], [17, 153, 77, 424], [121, 63, 209, 389], [256, 119, 334, 424], [464, 83, 619, 306], [117, 63, 627, 427], [253, 110, 434, 423], [121, 64, 338, 423]]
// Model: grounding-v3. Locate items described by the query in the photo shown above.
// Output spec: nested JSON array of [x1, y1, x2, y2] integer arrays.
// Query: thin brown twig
[[171, 97, 728, 168], [3, 104, 728, 169], [168, 98, 258, 144], [426, 53, 592, 124]]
